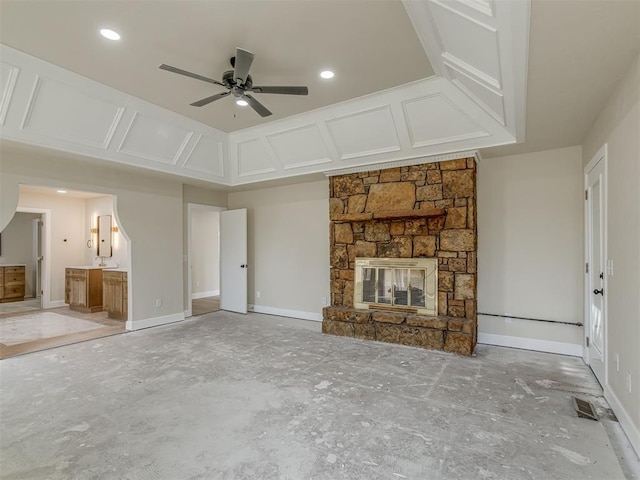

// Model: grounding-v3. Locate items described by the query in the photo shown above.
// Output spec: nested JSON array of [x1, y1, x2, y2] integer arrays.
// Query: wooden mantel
[[331, 207, 446, 222]]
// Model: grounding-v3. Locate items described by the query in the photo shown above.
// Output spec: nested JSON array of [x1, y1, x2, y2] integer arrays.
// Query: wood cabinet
[[0, 265, 26, 303], [103, 271, 127, 320], [65, 268, 103, 313]]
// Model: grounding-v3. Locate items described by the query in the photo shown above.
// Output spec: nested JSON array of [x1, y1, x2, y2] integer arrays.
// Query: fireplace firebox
[[354, 258, 437, 315]]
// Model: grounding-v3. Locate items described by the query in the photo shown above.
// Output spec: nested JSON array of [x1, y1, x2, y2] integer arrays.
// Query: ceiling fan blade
[[190, 91, 230, 107], [250, 86, 309, 95], [233, 48, 254, 85], [244, 94, 272, 117], [159, 64, 225, 87]]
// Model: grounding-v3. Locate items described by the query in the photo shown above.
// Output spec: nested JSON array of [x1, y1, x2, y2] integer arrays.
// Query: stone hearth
[[323, 157, 477, 355]]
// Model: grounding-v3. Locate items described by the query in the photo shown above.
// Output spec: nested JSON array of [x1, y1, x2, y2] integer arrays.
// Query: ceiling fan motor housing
[[222, 70, 252, 91]]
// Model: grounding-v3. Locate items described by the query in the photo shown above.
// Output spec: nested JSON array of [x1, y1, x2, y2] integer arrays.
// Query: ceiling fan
[[159, 47, 309, 118]]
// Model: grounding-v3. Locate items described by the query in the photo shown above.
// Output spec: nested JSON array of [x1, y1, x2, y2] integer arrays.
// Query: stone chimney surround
[[323, 157, 477, 355]]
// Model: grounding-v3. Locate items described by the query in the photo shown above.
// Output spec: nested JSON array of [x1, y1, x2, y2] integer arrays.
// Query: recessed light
[[100, 28, 120, 41], [320, 70, 334, 79], [57, 190, 67, 194], [236, 99, 248, 106]]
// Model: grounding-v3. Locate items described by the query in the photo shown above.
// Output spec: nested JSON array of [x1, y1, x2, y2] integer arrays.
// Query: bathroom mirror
[[98, 215, 112, 258]]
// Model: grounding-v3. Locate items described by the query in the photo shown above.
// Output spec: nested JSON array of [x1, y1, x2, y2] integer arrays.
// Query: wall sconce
[[88, 226, 98, 248]]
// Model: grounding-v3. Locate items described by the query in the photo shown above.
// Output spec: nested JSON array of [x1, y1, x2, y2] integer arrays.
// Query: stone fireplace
[[322, 156, 477, 355]]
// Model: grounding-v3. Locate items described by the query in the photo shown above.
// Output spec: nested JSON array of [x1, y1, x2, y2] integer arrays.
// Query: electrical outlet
[[627, 371, 632, 393], [616, 353, 620, 372], [155, 298, 162, 308], [322, 296, 328, 305], [256, 291, 261, 299]]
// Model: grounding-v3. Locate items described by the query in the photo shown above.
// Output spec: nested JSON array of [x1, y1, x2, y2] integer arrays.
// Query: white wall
[[477, 146, 584, 355], [0, 212, 40, 297], [17, 191, 87, 303], [228, 180, 330, 321], [1, 146, 184, 327], [583, 54, 640, 455], [191, 209, 220, 297]]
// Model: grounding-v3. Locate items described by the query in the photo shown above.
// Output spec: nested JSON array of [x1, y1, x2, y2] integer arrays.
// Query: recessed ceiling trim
[[402, 93, 490, 148], [455, 0, 494, 18], [266, 124, 333, 170], [117, 111, 194, 165], [19, 75, 125, 150], [443, 62, 505, 125], [325, 105, 402, 161], [181, 134, 226, 178], [0, 64, 19, 125], [323, 150, 480, 176], [430, 0, 497, 32], [19, 75, 41, 131]]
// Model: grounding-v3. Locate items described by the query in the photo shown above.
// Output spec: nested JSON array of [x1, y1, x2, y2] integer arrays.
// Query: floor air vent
[[572, 396, 598, 421]]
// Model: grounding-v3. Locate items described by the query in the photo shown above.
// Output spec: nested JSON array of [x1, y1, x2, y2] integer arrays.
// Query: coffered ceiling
[[1, 0, 638, 186]]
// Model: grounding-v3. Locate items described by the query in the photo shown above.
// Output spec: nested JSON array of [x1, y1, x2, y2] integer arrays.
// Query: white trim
[[186, 203, 225, 318], [250, 304, 322, 322], [192, 289, 219, 300], [125, 312, 184, 331], [478, 332, 583, 357], [16, 206, 51, 309], [323, 150, 479, 176], [583, 144, 608, 378], [605, 384, 640, 457]]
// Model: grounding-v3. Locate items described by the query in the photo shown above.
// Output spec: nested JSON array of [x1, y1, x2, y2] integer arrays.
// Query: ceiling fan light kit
[[160, 47, 309, 117]]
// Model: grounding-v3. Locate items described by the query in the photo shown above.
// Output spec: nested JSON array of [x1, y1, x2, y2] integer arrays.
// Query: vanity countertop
[[0, 264, 27, 267], [66, 266, 105, 270]]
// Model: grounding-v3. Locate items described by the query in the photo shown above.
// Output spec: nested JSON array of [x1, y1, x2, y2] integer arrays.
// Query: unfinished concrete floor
[[1, 311, 637, 479]]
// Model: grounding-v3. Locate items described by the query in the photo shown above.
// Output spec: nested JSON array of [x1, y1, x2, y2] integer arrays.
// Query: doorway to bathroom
[[0, 185, 128, 359]]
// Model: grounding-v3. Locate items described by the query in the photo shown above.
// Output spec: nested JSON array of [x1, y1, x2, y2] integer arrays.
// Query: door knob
[[593, 288, 604, 295]]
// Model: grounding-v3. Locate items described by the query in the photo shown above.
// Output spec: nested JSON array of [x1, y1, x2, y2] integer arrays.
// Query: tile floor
[[0, 305, 126, 359]]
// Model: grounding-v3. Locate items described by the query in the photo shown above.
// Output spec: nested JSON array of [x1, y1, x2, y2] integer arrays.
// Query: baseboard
[[45, 300, 66, 309], [251, 304, 322, 322], [126, 312, 184, 331], [192, 290, 219, 300], [478, 332, 583, 357], [605, 385, 640, 457]]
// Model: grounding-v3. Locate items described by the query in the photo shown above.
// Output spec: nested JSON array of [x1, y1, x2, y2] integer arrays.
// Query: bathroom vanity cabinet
[[0, 265, 26, 303], [103, 270, 127, 320], [65, 267, 104, 313]]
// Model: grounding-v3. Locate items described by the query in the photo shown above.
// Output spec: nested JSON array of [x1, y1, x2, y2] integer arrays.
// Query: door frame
[[583, 144, 608, 380], [16, 207, 52, 308], [186, 203, 225, 318]]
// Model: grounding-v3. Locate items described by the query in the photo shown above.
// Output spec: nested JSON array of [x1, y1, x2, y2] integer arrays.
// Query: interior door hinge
[[586, 337, 590, 347], [586, 262, 589, 274], [585, 189, 588, 200]]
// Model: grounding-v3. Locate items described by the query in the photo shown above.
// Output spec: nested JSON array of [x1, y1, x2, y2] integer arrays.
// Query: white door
[[220, 208, 248, 314], [586, 155, 606, 386]]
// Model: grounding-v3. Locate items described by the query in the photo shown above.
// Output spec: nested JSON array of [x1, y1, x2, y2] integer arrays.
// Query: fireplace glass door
[[355, 258, 437, 315]]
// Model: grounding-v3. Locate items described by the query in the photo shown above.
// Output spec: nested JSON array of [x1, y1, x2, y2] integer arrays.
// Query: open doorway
[[0, 211, 43, 314], [187, 204, 223, 317], [0, 185, 129, 358]]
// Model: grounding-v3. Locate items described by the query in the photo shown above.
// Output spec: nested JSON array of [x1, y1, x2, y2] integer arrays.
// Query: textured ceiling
[[0, 0, 434, 133]]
